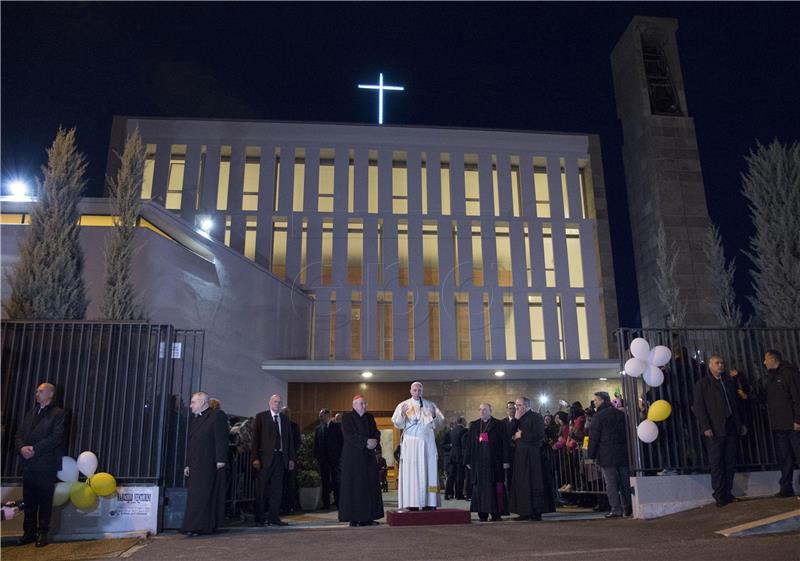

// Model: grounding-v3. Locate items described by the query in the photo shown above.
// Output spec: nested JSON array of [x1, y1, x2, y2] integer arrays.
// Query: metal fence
[[1, 321, 203, 485], [549, 447, 606, 495], [615, 327, 800, 475]]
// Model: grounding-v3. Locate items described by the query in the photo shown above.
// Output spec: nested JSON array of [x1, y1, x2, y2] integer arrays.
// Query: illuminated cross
[[358, 73, 405, 125]]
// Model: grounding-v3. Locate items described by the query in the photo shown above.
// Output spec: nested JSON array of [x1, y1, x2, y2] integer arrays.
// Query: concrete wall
[[1, 217, 313, 417]]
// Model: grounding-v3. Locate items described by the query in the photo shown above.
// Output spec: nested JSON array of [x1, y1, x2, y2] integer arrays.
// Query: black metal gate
[[1, 321, 204, 528]]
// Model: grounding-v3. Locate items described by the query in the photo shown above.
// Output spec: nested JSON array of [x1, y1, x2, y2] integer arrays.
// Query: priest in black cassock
[[509, 396, 555, 521], [338, 395, 384, 527], [464, 403, 511, 521], [181, 391, 229, 536]]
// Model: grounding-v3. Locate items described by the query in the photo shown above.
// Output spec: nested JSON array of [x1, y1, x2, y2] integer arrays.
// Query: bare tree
[[702, 224, 743, 327], [654, 221, 687, 328], [5, 128, 88, 319], [741, 140, 800, 328], [102, 128, 146, 320]]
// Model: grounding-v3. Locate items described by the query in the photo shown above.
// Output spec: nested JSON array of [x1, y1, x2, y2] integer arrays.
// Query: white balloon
[[53, 481, 72, 506], [630, 338, 651, 361], [643, 365, 665, 387], [77, 451, 98, 477], [57, 456, 79, 482], [649, 346, 672, 367], [637, 420, 659, 443], [624, 357, 647, 377]]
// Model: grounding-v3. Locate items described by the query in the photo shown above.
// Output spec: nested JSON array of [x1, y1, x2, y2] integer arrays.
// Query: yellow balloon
[[647, 400, 672, 422], [69, 482, 98, 509], [89, 472, 117, 497]]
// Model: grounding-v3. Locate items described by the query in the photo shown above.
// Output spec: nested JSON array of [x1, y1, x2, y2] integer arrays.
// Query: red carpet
[[386, 508, 471, 526]]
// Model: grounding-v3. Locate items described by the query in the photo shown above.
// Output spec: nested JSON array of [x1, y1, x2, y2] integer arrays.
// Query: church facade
[[104, 117, 621, 427]]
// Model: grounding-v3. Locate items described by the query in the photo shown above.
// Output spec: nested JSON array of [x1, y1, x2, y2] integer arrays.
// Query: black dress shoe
[[349, 522, 359, 527], [422, 506, 436, 511], [775, 491, 794, 498], [268, 520, 289, 527], [604, 512, 623, 519], [715, 499, 727, 508], [490, 515, 502, 522], [531, 513, 542, 521], [624, 506, 633, 517], [513, 515, 531, 521], [35, 533, 49, 547], [18, 533, 36, 546]]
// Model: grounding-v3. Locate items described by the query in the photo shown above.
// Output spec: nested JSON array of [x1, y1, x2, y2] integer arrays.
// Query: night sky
[[2, 2, 799, 328]]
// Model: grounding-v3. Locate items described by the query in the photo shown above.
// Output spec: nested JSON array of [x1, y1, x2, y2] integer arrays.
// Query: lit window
[[318, 150, 335, 212], [534, 168, 550, 218], [348, 219, 363, 285], [503, 293, 517, 360], [300, 219, 308, 284], [271, 218, 287, 278], [560, 167, 570, 219], [321, 218, 333, 285], [407, 293, 415, 360], [492, 158, 500, 217], [398, 221, 409, 286], [347, 151, 355, 213], [329, 291, 337, 360], [576, 294, 589, 359], [351, 292, 362, 359], [464, 155, 480, 216], [368, 151, 378, 214], [292, 149, 305, 212], [428, 293, 441, 361], [543, 225, 555, 287], [377, 220, 384, 286], [244, 216, 257, 261], [510, 156, 521, 217], [422, 222, 438, 285], [496, 223, 513, 287], [452, 222, 459, 287], [217, 146, 231, 211], [556, 294, 565, 359], [141, 144, 156, 199], [579, 168, 589, 219], [566, 227, 584, 288], [378, 292, 393, 360], [421, 155, 428, 215], [528, 295, 545, 359], [223, 215, 232, 246], [471, 224, 484, 286], [483, 293, 492, 360], [273, 150, 281, 212], [195, 145, 207, 210], [440, 154, 451, 215], [523, 224, 532, 287], [242, 146, 261, 211], [165, 144, 186, 209], [392, 152, 408, 214], [455, 293, 471, 360]]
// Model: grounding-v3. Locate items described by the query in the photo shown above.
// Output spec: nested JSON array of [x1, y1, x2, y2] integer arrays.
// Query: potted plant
[[296, 433, 322, 511], [297, 469, 322, 511]]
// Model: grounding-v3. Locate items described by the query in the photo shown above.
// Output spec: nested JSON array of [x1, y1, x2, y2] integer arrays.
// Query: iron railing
[[1, 321, 204, 485], [615, 327, 800, 475], [549, 447, 606, 495]]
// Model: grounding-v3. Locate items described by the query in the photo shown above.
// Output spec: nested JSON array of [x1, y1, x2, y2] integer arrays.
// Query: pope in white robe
[[392, 381, 445, 509]]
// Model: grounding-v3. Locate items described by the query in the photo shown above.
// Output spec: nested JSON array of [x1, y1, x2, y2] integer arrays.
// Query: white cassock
[[392, 397, 445, 508]]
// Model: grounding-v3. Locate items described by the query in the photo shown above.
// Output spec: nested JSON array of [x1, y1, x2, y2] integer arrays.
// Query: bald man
[[15, 382, 66, 547], [252, 394, 296, 526]]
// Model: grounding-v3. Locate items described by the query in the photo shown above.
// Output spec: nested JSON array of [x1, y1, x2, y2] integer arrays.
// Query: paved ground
[[3, 496, 798, 561]]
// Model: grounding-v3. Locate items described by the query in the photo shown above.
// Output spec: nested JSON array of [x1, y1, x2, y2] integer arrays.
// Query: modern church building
[[99, 115, 622, 427]]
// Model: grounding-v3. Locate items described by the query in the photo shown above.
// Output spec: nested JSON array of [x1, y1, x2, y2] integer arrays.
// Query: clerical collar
[[195, 406, 209, 417]]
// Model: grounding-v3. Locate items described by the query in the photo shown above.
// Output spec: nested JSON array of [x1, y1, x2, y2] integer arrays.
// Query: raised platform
[[386, 508, 471, 527]]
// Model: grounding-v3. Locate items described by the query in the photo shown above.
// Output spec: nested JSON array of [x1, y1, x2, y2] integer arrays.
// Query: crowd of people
[[10, 348, 800, 544]]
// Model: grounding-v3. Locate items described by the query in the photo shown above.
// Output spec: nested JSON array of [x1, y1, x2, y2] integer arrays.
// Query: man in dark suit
[[15, 382, 66, 548], [692, 355, 746, 507], [587, 391, 631, 518], [445, 417, 468, 500], [501, 401, 517, 490], [251, 394, 296, 526], [314, 408, 343, 509]]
